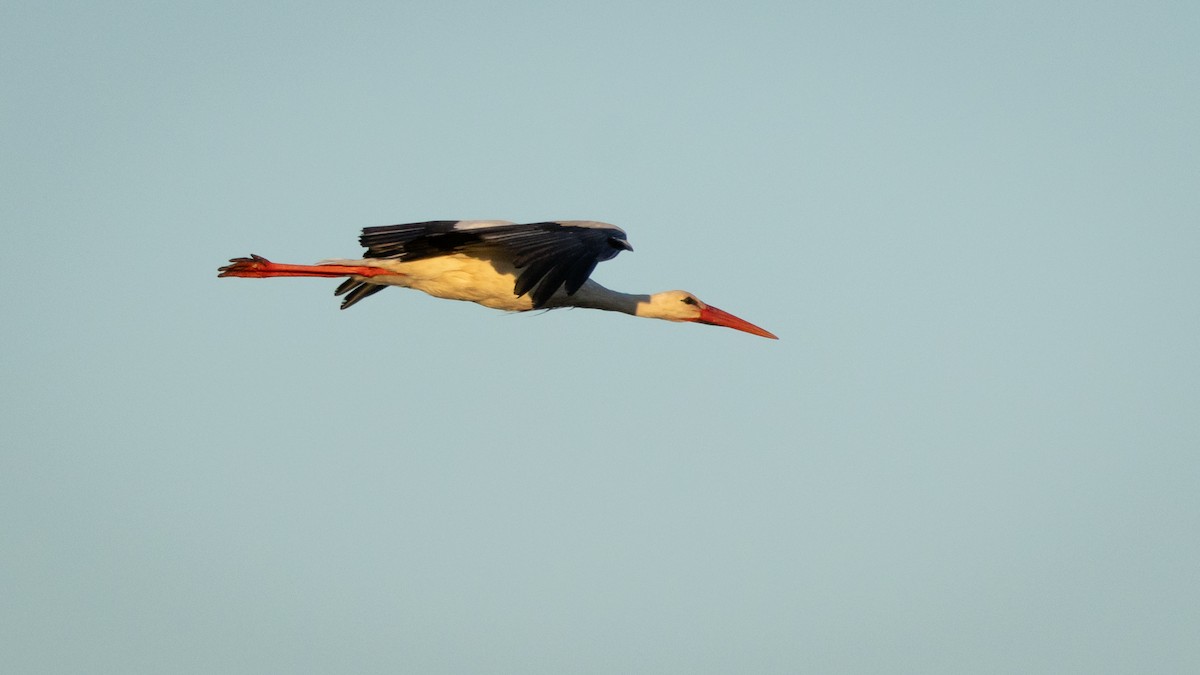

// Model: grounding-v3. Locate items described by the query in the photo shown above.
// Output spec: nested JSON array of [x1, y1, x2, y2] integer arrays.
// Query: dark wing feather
[[334, 278, 388, 310], [563, 255, 601, 295], [357, 220, 632, 308], [359, 220, 473, 259]]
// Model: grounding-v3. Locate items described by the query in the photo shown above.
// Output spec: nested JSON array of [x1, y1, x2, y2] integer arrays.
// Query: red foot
[[217, 254, 397, 279]]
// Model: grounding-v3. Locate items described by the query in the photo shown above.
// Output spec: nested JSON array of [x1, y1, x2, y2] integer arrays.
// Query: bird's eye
[[681, 296, 697, 305]]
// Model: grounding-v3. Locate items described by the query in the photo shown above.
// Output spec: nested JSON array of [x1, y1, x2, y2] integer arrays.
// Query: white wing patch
[[450, 220, 516, 231]]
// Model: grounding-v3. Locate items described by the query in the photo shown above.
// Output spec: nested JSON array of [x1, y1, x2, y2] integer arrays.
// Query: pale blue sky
[[2, 1, 1198, 673]]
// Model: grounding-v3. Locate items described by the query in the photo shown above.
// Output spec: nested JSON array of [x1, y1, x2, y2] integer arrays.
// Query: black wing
[[358, 220, 633, 308]]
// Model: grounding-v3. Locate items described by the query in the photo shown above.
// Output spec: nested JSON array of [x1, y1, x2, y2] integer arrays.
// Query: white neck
[[547, 280, 653, 317]]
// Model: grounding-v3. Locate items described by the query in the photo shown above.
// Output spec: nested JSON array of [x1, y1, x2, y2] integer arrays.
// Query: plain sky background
[[2, 1, 1198, 673]]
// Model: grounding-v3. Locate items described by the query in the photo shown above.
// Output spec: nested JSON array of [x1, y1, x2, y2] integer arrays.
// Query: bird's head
[[643, 290, 778, 339]]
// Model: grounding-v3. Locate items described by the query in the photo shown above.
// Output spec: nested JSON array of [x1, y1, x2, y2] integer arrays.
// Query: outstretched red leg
[[217, 254, 399, 279]]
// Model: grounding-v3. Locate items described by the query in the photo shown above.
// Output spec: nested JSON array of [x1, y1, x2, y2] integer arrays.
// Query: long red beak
[[697, 304, 778, 339]]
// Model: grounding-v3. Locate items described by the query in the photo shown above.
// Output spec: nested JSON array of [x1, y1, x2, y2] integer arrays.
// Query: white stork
[[218, 220, 777, 339]]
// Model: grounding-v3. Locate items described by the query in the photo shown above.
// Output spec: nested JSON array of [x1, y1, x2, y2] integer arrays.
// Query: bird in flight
[[218, 220, 777, 339]]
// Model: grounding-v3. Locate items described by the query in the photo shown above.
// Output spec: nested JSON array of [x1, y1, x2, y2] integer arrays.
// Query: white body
[[318, 254, 700, 319]]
